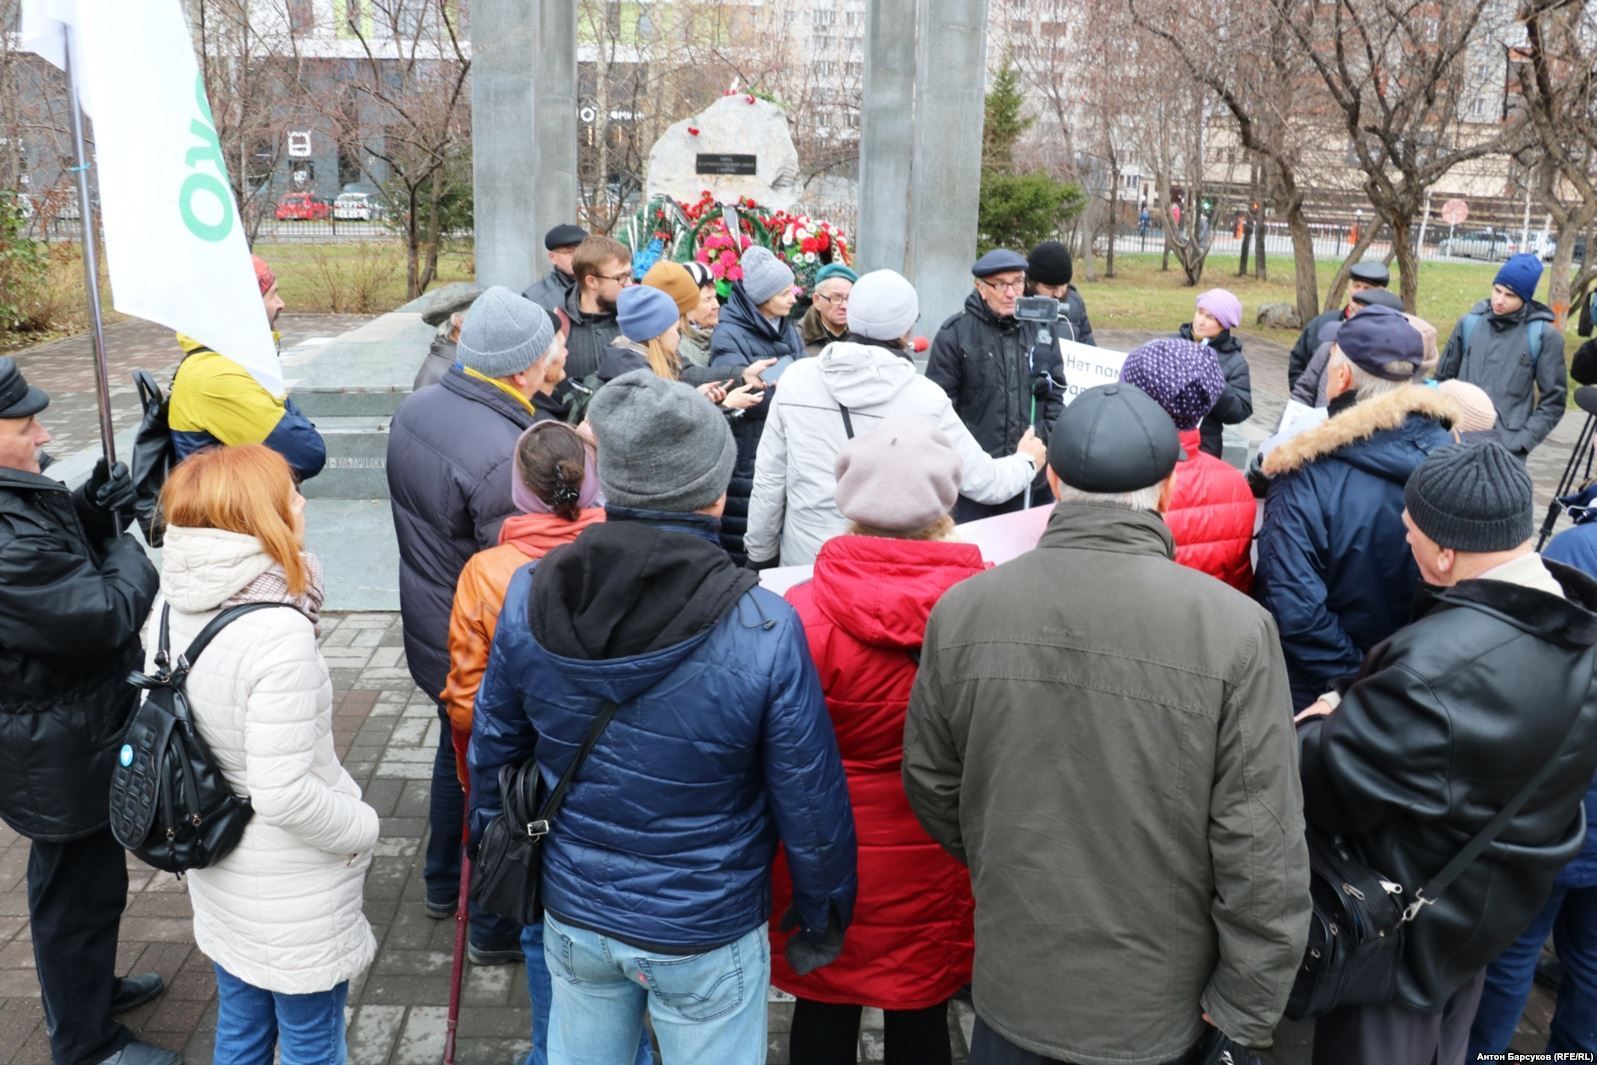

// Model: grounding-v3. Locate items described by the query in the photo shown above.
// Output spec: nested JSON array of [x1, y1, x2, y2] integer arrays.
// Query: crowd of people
[[0, 216, 1592, 1065]]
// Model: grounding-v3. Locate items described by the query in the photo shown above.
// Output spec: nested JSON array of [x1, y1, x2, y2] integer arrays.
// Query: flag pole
[[61, 24, 117, 467]]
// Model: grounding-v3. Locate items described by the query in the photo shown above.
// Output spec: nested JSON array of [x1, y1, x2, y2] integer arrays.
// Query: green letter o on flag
[[180, 171, 234, 242]]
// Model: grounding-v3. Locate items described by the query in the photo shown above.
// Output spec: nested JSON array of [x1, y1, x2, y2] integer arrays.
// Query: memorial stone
[[646, 95, 802, 210]]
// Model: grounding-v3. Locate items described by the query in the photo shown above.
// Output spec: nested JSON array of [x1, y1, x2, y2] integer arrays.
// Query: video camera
[[1014, 296, 1064, 400]]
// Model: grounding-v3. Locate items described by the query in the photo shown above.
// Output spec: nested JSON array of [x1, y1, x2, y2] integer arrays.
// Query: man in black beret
[[521, 222, 589, 312], [0, 358, 177, 1065], [1287, 258, 1391, 392], [906, 382, 1309, 1065], [926, 248, 1059, 520]]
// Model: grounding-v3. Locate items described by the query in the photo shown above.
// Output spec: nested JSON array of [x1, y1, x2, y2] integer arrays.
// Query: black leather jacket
[[0, 468, 157, 841], [1299, 562, 1597, 1010]]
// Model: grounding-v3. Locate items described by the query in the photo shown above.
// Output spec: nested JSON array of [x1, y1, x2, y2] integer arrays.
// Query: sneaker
[[467, 941, 525, 966], [110, 972, 166, 1014], [425, 897, 457, 920], [95, 1039, 182, 1065]]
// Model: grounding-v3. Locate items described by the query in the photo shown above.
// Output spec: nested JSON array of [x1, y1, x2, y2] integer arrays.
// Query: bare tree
[[1276, 0, 1523, 310], [1513, 0, 1597, 326]]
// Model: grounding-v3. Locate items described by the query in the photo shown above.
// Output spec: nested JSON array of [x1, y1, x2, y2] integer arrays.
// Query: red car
[[274, 192, 330, 221]]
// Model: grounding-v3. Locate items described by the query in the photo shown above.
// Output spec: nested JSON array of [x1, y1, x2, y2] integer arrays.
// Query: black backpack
[[110, 603, 292, 872]]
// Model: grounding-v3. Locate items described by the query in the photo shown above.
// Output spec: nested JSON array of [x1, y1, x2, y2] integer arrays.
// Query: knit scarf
[[221, 552, 327, 636]]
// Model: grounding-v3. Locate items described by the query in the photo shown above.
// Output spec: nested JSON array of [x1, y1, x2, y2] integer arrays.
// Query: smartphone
[[759, 356, 796, 384]]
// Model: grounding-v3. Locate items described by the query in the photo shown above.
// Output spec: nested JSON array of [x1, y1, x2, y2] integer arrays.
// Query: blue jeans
[[543, 912, 767, 1065], [521, 922, 654, 1065], [213, 965, 348, 1065], [1470, 881, 1597, 1055], [425, 703, 518, 949]]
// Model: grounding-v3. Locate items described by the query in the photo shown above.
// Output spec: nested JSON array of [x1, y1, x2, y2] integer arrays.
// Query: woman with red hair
[[156, 444, 377, 1065]]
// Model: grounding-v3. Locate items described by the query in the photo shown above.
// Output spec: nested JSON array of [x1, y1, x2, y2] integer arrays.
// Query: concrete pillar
[[857, 0, 916, 276], [906, 0, 988, 329], [471, 0, 577, 291]]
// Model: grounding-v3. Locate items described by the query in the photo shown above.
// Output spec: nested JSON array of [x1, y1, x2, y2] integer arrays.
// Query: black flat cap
[[1048, 383, 1184, 493], [544, 224, 588, 250], [0, 358, 48, 419], [1350, 261, 1390, 286], [1350, 288, 1404, 311]]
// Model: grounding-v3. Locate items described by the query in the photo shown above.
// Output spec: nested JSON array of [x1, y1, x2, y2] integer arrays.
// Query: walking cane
[[443, 730, 473, 1065], [1535, 386, 1597, 551]]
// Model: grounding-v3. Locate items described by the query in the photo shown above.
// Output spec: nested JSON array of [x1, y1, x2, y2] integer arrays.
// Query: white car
[[332, 192, 376, 221]]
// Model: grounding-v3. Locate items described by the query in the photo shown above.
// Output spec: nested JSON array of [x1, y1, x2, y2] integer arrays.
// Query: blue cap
[[1335, 305, 1423, 381], [1494, 253, 1543, 304], [972, 249, 1029, 278], [616, 285, 681, 344], [814, 262, 858, 286]]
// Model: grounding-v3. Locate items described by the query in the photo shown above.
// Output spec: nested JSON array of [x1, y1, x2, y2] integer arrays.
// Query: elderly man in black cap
[[905, 382, 1309, 1065], [1300, 440, 1597, 1065], [926, 248, 1058, 520], [1287, 260, 1390, 391], [0, 359, 177, 1065], [1255, 305, 1459, 709], [521, 222, 589, 312]]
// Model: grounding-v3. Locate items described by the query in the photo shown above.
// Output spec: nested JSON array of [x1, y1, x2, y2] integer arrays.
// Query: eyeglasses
[[598, 271, 634, 285], [813, 292, 849, 306], [979, 278, 1024, 294]]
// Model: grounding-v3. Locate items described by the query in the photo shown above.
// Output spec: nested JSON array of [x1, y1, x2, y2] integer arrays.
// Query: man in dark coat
[[470, 370, 856, 1064], [0, 358, 175, 1065], [387, 286, 566, 963], [520, 223, 587, 312], [1299, 440, 1597, 1064], [906, 383, 1308, 1065], [1437, 253, 1567, 457], [926, 248, 1061, 521], [709, 246, 801, 563], [558, 235, 630, 385], [1255, 306, 1458, 709], [1025, 240, 1095, 347], [1287, 260, 1389, 390]]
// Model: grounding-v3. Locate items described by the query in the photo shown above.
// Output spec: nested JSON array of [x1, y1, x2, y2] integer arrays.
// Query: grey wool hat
[[457, 286, 555, 377], [1404, 440, 1533, 552], [739, 246, 795, 306], [587, 369, 738, 513]]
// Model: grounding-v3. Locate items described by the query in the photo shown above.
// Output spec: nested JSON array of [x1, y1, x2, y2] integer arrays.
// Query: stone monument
[[645, 95, 802, 211]]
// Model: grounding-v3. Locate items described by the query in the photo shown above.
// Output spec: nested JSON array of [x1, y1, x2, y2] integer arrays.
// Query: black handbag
[[128, 369, 175, 548], [471, 700, 622, 925], [111, 603, 292, 873], [1287, 732, 1575, 1019]]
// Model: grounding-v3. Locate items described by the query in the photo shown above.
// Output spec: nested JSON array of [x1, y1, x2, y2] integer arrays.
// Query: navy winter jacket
[[1254, 386, 1457, 709], [469, 511, 857, 952], [1543, 522, 1597, 889], [710, 284, 805, 563]]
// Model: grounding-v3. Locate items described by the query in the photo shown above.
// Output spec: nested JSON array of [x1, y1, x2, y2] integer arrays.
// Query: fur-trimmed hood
[[1262, 385, 1461, 478]]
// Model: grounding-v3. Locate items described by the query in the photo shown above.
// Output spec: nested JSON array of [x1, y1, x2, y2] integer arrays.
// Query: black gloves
[[1190, 1025, 1260, 1065], [780, 905, 845, 976], [86, 458, 136, 519]]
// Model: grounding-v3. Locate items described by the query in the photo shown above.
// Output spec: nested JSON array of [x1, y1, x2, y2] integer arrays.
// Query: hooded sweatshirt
[[745, 340, 1037, 565]]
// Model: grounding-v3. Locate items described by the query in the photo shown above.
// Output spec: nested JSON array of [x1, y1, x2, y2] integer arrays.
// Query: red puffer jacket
[[770, 534, 983, 1009], [1165, 427, 1255, 593]]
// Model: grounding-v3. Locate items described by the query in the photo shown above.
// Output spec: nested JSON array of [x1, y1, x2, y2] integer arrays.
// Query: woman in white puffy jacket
[[744, 269, 1048, 566], [155, 444, 379, 1065]]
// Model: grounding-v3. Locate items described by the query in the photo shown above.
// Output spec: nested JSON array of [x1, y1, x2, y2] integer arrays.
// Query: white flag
[[21, 0, 282, 394]]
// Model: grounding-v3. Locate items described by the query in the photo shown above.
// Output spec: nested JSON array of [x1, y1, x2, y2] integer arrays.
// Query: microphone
[[911, 336, 930, 353]]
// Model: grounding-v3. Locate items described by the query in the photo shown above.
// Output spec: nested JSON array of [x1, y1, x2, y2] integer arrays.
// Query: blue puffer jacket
[[1543, 521, 1597, 888], [709, 284, 805, 563], [1255, 386, 1458, 709], [469, 510, 857, 951]]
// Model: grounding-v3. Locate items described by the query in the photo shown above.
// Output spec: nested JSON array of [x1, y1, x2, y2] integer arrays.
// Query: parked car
[[332, 192, 377, 221], [1439, 228, 1512, 261], [1541, 235, 1589, 265], [275, 192, 330, 221]]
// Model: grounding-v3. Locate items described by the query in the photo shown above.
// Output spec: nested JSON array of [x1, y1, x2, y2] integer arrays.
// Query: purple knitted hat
[[1118, 338, 1227, 430], [1196, 288, 1242, 332]]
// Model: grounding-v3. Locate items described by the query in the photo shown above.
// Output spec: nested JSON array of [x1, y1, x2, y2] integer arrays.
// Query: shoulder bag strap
[[526, 700, 623, 838], [1405, 702, 1587, 921], [837, 402, 855, 440], [178, 603, 300, 674]]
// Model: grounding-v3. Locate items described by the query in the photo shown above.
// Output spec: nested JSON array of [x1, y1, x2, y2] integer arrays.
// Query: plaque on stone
[[696, 153, 758, 176], [646, 95, 802, 210]]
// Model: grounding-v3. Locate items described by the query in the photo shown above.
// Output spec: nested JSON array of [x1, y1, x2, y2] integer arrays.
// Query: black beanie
[[1404, 440, 1533, 552], [1027, 240, 1074, 286]]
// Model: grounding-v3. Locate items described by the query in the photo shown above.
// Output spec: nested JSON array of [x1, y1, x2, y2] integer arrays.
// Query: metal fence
[[1103, 219, 1552, 265]]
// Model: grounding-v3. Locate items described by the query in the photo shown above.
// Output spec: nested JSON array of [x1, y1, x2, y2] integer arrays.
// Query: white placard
[[1057, 339, 1128, 404]]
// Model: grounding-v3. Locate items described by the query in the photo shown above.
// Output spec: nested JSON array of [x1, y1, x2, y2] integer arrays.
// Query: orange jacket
[[443, 508, 605, 783]]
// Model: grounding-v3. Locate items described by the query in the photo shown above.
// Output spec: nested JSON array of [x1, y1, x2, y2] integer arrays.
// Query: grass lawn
[[1074, 253, 1583, 351], [253, 241, 476, 314]]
